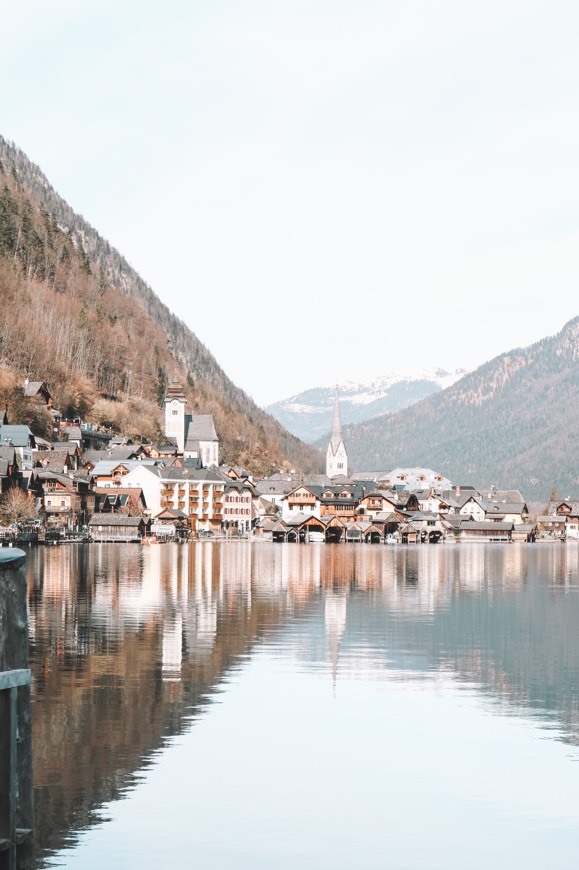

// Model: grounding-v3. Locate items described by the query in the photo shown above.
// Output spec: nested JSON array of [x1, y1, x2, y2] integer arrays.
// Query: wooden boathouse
[[88, 514, 150, 542]]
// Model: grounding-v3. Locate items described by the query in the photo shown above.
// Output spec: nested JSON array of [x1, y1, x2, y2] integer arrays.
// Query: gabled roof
[[36, 470, 76, 489], [285, 512, 324, 527], [329, 474, 353, 485], [91, 459, 158, 476], [285, 483, 319, 499], [155, 508, 188, 520], [168, 456, 203, 470], [88, 513, 147, 527], [373, 512, 401, 523], [61, 425, 82, 441], [223, 465, 251, 479], [485, 502, 527, 515], [554, 500, 579, 515], [460, 521, 513, 531], [32, 449, 71, 471], [458, 494, 486, 509], [23, 380, 50, 399], [224, 480, 256, 495], [184, 415, 218, 445], [83, 447, 141, 464], [479, 489, 525, 503], [255, 478, 295, 495], [0, 425, 35, 448]]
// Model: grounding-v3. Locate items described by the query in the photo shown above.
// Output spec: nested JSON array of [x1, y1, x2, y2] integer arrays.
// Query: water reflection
[[26, 542, 579, 867]]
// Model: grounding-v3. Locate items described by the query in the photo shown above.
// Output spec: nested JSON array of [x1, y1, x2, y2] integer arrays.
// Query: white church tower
[[326, 389, 348, 478], [164, 379, 187, 453]]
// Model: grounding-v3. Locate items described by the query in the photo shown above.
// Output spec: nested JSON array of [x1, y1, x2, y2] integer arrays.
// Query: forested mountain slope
[[267, 369, 466, 442], [333, 318, 579, 501], [0, 135, 321, 475]]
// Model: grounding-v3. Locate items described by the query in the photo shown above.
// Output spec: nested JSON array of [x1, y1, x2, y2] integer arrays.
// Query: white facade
[[281, 486, 321, 521], [223, 486, 253, 532], [326, 441, 348, 478], [164, 385, 187, 453], [122, 466, 225, 531], [326, 390, 348, 478], [459, 497, 486, 523]]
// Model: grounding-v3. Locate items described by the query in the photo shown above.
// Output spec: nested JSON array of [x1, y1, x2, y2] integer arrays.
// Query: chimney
[[455, 485, 461, 497]]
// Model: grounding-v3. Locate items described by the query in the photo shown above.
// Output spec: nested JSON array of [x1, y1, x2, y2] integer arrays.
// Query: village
[[0, 378, 577, 546]]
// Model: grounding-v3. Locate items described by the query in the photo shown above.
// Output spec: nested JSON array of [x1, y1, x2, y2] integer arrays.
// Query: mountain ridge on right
[[329, 317, 579, 502]]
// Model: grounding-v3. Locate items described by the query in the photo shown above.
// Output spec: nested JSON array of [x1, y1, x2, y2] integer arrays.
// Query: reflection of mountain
[[27, 542, 579, 865]]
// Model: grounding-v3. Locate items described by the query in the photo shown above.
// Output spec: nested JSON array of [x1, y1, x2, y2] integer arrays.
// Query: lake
[[25, 541, 579, 869]]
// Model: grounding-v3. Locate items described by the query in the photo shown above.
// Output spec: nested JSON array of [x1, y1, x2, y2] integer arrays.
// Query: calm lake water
[[25, 541, 579, 869]]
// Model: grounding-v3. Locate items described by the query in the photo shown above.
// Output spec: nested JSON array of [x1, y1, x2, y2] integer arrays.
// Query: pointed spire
[[330, 385, 343, 453]]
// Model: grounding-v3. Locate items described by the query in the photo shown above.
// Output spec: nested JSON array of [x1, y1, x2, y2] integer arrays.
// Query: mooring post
[[0, 549, 34, 870]]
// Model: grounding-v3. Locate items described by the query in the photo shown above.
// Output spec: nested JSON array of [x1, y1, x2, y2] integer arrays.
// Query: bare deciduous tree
[[0, 487, 38, 524]]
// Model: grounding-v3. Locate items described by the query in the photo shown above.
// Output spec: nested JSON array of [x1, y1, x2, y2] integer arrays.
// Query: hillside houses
[[251, 462, 537, 544], [0, 379, 577, 545], [0, 424, 36, 469]]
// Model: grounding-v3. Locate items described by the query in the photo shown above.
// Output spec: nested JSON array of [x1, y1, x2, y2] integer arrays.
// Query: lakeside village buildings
[[0, 379, 578, 544]]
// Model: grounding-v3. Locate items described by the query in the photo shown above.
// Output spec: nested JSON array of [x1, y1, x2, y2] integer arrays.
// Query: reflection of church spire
[[326, 387, 348, 478], [324, 591, 348, 696]]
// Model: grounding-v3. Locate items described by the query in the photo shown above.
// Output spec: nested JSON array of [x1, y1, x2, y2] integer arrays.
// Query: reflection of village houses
[[30, 540, 527, 692], [1, 377, 579, 545], [27, 535, 579, 862]]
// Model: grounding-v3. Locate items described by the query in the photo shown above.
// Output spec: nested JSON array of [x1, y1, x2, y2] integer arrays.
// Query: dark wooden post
[[0, 549, 34, 870]]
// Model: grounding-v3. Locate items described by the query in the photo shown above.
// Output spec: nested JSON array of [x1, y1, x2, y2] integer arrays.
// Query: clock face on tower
[[172, 400, 178, 407]]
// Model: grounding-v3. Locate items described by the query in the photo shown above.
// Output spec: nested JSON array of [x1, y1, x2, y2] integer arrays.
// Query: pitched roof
[[185, 415, 218, 445], [32, 449, 71, 470], [88, 513, 146, 527], [460, 521, 513, 531], [36, 470, 76, 489], [91, 459, 158, 476], [23, 380, 49, 398], [0, 425, 35, 448], [485, 502, 527, 515], [83, 447, 141, 464]]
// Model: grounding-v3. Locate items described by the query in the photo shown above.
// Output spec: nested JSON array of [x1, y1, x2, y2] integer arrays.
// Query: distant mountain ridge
[[267, 369, 467, 442], [331, 318, 579, 502]]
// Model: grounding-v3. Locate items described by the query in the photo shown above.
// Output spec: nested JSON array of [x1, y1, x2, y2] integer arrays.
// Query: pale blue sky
[[2, 1, 578, 405]]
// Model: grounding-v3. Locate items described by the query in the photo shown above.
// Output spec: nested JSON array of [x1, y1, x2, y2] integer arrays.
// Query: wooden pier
[[0, 550, 34, 870]]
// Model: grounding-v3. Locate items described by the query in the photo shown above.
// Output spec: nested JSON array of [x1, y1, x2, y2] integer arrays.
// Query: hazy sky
[[2, 1, 578, 405]]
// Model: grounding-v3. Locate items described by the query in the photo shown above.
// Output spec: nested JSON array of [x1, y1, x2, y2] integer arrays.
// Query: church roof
[[185, 415, 218, 447]]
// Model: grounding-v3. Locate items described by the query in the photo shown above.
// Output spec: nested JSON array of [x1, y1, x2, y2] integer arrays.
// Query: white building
[[326, 390, 348, 479], [164, 379, 219, 466], [122, 464, 225, 532]]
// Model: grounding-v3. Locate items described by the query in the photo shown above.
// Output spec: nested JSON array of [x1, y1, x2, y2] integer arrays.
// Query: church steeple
[[326, 387, 348, 478], [330, 388, 343, 453], [164, 378, 187, 453]]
